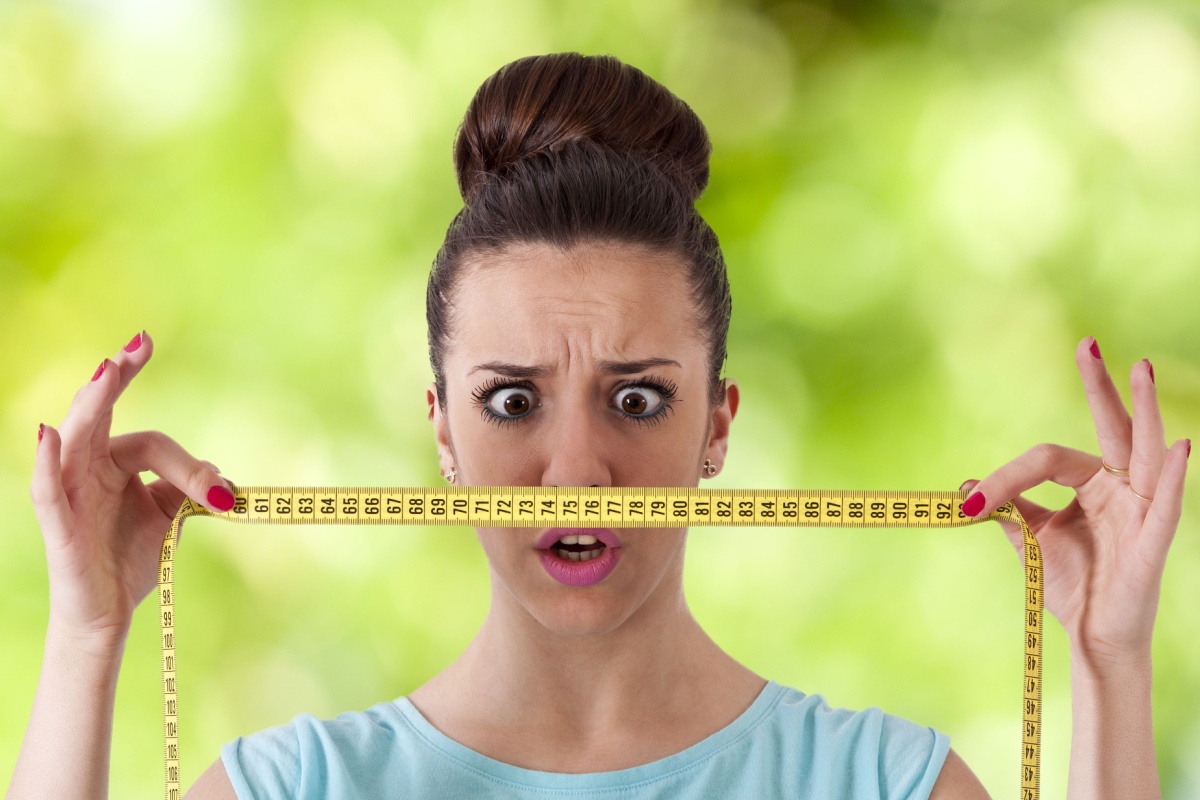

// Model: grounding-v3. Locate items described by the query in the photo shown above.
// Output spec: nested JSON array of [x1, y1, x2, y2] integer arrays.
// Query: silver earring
[[443, 466, 457, 484], [702, 458, 716, 477]]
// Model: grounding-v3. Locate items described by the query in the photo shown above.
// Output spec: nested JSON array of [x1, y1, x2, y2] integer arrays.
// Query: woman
[[10, 53, 1188, 799]]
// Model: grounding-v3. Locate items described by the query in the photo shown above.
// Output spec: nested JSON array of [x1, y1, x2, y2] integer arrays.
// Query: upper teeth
[[558, 534, 599, 546]]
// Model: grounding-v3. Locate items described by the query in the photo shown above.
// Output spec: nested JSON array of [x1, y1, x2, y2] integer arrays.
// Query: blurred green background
[[3, 0, 1199, 796]]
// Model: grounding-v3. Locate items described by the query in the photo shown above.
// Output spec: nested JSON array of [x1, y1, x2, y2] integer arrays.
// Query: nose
[[540, 393, 612, 489]]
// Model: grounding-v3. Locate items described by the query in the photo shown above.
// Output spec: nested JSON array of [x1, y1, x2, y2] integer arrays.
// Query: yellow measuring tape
[[158, 486, 1042, 800]]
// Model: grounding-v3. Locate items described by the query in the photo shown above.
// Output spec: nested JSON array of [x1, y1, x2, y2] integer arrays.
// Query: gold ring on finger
[[1102, 459, 1131, 477], [1128, 485, 1153, 503]]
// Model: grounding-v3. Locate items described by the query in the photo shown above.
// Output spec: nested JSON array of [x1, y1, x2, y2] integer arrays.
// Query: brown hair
[[427, 52, 732, 411]]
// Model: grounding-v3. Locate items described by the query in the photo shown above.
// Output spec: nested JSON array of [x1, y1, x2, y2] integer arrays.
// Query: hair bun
[[453, 53, 711, 206]]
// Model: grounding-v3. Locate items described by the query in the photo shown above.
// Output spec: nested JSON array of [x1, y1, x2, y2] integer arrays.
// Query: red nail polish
[[91, 360, 106, 381], [207, 485, 235, 512], [1187, 440, 1192, 460], [124, 331, 143, 353], [962, 491, 986, 517], [1089, 338, 1101, 359], [38, 423, 44, 444], [1145, 359, 1155, 384]]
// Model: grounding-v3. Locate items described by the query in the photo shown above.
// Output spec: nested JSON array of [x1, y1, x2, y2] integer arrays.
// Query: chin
[[531, 596, 633, 637]]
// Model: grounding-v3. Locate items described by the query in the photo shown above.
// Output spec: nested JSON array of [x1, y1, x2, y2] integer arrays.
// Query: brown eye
[[614, 386, 663, 417], [487, 387, 535, 418]]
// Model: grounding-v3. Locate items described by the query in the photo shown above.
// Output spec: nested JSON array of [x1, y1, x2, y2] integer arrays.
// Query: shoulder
[[766, 684, 954, 799], [217, 700, 410, 799]]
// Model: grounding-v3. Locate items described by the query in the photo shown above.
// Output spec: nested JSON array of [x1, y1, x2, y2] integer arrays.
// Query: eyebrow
[[468, 357, 683, 378]]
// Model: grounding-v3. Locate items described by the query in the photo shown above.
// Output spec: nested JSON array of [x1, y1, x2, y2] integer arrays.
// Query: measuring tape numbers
[[157, 486, 1041, 800]]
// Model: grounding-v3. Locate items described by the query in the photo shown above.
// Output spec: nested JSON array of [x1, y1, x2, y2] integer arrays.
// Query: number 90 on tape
[[158, 487, 1041, 800]]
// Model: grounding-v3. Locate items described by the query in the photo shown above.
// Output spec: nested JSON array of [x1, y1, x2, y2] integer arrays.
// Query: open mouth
[[536, 529, 622, 586], [548, 534, 607, 562]]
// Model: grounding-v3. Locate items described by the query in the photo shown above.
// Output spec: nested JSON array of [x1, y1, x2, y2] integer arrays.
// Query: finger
[[90, 330, 153, 453], [145, 475, 190, 520], [962, 443, 1099, 519], [57, 357, 122, 495], [108, 431, 236, 514], [1075, 337, 1133, 473], [959, 478, 1054, 560], [30, 425, 74, 551], [960, 478, 1054, 526], [1138, 439, 1189, 570], [1129, 359, 1165, 500]]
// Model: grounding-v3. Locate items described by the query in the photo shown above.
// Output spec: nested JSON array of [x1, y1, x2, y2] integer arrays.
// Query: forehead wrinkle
[[462, 308, 688, 380], [468, 356, 683, 379], [456, 305, 685, 372], [448, 245, 699, 378], [467, 246, 680, 309]]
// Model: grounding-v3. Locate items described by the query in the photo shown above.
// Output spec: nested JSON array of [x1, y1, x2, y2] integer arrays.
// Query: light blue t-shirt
[[221, 680, 950, 799]]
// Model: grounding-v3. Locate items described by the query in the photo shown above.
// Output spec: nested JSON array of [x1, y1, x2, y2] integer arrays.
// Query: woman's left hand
[[959, 337, 1189, 669]]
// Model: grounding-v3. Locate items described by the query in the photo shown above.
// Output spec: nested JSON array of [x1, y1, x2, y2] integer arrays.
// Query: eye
[[485, 386, 536, 419], [613, 385, 665, 417]]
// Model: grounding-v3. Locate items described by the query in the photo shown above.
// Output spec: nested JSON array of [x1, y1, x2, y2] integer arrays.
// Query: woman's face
[[426, 242, 739, 637]]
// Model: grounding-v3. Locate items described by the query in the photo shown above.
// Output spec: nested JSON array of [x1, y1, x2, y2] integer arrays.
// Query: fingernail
[[91, 360, 106, 381], [1187, 439, 1192, 460], [962, 491, 986, 517], [1089, 338, 1101, 359], [124, 331, 144, 353], [38, 423, 44, 444], [207, 485, 235, 512], [1145, 359, 1154, 384]]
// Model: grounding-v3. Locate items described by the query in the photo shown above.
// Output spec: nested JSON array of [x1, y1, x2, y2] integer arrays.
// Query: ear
[[703, 378, 738, 474], [427, 381, 454, 467]]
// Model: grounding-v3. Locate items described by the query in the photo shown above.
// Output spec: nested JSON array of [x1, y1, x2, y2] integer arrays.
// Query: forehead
[[447, 243, 700, 372]]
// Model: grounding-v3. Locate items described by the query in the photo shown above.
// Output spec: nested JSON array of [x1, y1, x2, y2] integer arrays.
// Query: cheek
[[448, 416, 524, 477], [475, 529, 532, 570], [475, 529, 504, 559]]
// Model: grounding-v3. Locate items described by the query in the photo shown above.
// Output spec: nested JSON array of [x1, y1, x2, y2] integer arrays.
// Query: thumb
[[958, 477, 1025, 561]]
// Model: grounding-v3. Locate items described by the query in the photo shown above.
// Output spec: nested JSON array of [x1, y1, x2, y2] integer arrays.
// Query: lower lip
[[538, 546, 621, 586]]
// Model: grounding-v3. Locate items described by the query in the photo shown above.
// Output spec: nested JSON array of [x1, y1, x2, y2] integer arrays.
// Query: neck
[[436, 564, 742, 744]]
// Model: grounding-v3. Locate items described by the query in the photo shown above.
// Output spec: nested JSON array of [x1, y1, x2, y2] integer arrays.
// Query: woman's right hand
[[30, 330, 235, 649]]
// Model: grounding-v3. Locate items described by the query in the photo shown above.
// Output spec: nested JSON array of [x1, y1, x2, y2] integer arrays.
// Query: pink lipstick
[[536, 528, 622, 587]]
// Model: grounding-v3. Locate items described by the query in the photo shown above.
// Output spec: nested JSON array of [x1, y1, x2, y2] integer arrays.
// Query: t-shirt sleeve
[[219, 707, 403, 799], [877, 711, 951, 800], [221, 716, 304, 800]]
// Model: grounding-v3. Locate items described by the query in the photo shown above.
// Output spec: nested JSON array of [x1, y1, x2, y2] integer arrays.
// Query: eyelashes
[[469, 375, 679, 430]]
